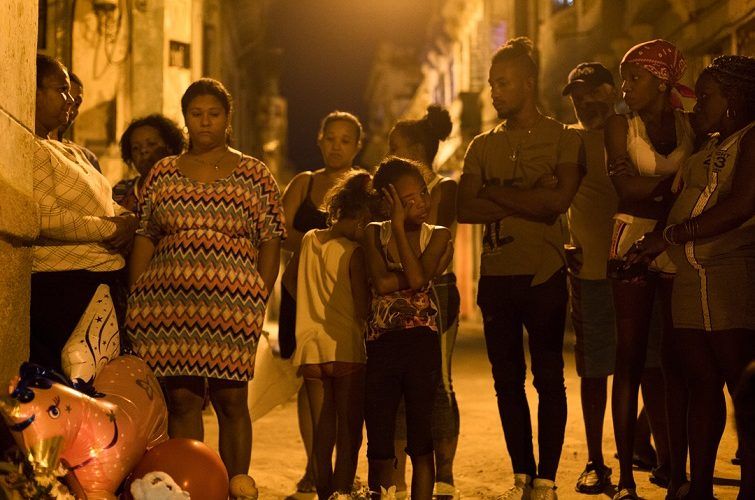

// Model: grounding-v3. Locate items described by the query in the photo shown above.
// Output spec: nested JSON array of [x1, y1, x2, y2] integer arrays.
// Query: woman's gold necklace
[[188, 149, 228, 171]]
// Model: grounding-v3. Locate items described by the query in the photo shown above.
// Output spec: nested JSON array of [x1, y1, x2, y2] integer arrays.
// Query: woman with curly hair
[[626, 54, 755, 500], [113, 114, 186, 213]]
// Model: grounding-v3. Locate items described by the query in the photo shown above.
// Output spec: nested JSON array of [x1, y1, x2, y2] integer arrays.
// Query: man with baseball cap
[[564, 62, 675, 497], [563, 62, 635, 495]]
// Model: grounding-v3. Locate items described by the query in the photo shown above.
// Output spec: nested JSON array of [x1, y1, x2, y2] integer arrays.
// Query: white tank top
[[293, 230, 366, 365], [626, 109, 695, 177]]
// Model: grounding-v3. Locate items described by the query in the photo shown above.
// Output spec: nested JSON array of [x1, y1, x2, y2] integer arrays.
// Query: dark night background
[[268, 0, 433, 171]]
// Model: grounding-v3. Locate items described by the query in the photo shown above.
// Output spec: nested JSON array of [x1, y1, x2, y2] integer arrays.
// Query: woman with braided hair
[[625, 54, 755, 500]]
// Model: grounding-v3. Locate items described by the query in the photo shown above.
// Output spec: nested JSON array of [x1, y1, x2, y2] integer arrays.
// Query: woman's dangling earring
[[726, 108, 736, 119], [659, 82, 668, 92]]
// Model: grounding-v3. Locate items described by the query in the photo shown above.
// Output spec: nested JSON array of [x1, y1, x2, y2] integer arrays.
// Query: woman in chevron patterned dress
[[126, 78, 285, 490]]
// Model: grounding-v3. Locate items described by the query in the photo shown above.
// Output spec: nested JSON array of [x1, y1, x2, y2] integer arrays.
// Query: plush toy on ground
[[130, 471, 190, 500]]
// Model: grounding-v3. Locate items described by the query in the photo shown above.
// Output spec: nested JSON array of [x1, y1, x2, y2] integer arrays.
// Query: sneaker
[[433, 481, 461, 499], [612, 488, 639, 500], [379, 486, 397, 499], [351, 477, 371, 500], [531, 478, 557, 500], [575, 462, 611, 494], [496, 474, 532, 499]]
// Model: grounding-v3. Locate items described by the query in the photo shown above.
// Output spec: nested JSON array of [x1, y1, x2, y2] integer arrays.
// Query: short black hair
[[119, 114, 186, 164], [391, 104, 452, 164], [36, 54, 66, 88], [372, 156, 426, 194], [701, 55, 755, 122], [491, 36, 538, 80]]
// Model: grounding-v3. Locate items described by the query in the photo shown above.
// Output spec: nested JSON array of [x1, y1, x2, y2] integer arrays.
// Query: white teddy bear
[[130, 472, 191, 500]]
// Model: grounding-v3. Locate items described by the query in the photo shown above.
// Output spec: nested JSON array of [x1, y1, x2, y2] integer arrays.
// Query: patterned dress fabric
[[112, 176, 141, 215], [366, 221, 439, 341], [126, 154, 286, 381]]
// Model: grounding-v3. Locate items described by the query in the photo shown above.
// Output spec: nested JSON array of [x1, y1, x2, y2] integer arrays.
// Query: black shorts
[[365, 327, 440, 460]]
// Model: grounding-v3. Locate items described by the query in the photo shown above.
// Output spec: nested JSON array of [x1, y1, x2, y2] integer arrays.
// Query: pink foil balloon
[[1, 355, 168, 497]]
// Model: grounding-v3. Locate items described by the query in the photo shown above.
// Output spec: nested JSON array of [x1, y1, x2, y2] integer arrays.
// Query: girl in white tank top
[[292, 171, 374, 499]]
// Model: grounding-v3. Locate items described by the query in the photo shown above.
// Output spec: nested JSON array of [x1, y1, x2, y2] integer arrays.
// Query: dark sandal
[[649, 464, 670, 488], [613, 487, 639, 500], [575, 461, 611, 494]]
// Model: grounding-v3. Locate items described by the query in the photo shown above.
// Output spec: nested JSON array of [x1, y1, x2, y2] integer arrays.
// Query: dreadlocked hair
[[491, 36, 538, 80], [323, 170, 376, 226], [702, 55, 755, 122]]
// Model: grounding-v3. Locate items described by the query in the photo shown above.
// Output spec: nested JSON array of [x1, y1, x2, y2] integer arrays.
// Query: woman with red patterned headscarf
[[603, 39, 696, 500]]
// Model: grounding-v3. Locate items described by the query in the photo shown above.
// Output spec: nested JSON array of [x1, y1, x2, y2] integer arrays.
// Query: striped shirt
[[32, 139, 126, 272]]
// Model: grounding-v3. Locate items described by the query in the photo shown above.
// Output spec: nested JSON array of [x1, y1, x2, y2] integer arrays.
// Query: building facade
[[0, 0, 39, 381], [0, 0, 287, 379], [536, 0, 755, 121], [37, 0, 288, 182], [363, 0, 510, 320]]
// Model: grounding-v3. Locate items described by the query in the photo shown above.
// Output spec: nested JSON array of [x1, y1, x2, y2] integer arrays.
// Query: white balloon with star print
[[61, 284, 121, 384]]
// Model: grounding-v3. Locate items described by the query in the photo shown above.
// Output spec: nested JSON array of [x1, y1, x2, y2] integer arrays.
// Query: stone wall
[[0, 1, 39, 382]]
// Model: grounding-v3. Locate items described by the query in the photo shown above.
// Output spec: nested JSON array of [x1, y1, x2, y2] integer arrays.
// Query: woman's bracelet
[[685, 218, 700, 241], [663, 219, 699, 246], [662, 224, 680, 245]]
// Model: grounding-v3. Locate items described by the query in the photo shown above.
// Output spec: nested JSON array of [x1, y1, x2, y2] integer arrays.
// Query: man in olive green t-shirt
[[458, 37, 584, 498]]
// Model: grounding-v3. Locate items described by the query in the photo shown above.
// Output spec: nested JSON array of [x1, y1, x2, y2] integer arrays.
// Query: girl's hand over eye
[[383, 184, 407, 227]]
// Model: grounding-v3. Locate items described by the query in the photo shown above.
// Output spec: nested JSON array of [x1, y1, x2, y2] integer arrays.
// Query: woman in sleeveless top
[[625, 55, 755, 500], [280, 111, 364, 494], [604, 40, 695, 500], [387, 105, 461, 498]]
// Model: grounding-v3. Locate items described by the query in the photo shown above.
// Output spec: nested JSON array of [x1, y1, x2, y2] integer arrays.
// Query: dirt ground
[[204, 322, 741, 499]]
